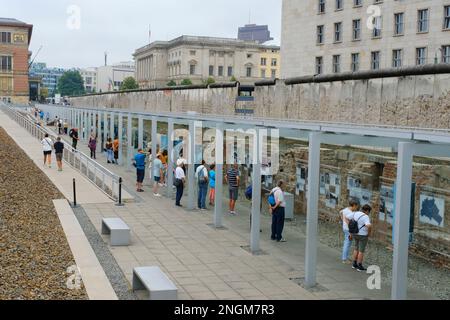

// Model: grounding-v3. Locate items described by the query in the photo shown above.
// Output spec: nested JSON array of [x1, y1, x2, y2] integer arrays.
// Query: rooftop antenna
[[29, 45, 43, 69], [149, 24, 152, 44], [248, 9, 251, 24], [104, 51, 108, 66]]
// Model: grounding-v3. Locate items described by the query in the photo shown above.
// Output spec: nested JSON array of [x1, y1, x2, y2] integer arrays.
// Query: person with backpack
[[69, 128, 79, 150], [340, 199, 360, 264], [41, 133, 53, 168], [347, 204, 373, 272], [53, 137, 65, 172], [208, 164, 216, 206], [269, 180, 287, 243], [105, 137, 114, 164], [225, 163, 240, 215], [195, 160, 209, 211]]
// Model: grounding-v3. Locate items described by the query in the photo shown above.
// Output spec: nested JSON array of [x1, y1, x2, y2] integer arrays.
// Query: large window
[[261, 69, 266, 78], [351, 53, 360, 72], [315, 56, 323, 75], [371, 51, 380, 70], [228, 66, 233, 77], [271, 58, 277, 67], [218, 66, 224, 77], [354, 0, 362, 7], [372, 16, 382, 37], [394, 13, 404, 35], [416, 47, 427, 65], [332, 55, 341, 73], [271, 69, 277, 79], [444, 6, 450, 30], [417, 9, 429, 33], [209, 65, 214, 76], [261, 58, 267, 66], [392, 49, 403, 68], [190, 64, 196, 75], [317, 25, 324, 44], [353, 19, 361, 40], [318, 0, 326, 13], [334, 22, 342, 42], [442, 46, 450, 63], [246, 67, 252, 77], [0, 56, 12, 71], [336, 0, 343, 10], [0, 32, 11, 43]]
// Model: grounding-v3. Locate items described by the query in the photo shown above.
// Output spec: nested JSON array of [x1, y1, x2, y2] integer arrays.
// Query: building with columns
[[134, 35, 280, 88], [0, 18, 33, 104], [281, 0, 450, 78]]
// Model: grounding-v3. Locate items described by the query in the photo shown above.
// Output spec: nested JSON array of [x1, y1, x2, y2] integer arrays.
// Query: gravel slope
[[0, 128, 88, 300]]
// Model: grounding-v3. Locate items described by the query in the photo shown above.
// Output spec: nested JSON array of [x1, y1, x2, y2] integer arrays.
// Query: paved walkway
[[46, 122, 436, 300]]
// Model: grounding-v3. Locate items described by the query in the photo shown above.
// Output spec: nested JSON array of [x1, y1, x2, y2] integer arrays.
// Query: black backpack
[[69, 129, 74, 138], [348, 213, 365, 235]]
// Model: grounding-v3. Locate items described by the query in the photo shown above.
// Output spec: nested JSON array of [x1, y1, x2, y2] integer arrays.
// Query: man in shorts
[[225, 163, 240, 215], [54, 137, 65, 172], [152, 154, 164, 197], [134, 149, 146, 192], [349, 204, 372, 272]]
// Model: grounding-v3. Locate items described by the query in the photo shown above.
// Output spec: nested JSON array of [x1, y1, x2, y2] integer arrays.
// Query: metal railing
[[1, 103, 122, 201]]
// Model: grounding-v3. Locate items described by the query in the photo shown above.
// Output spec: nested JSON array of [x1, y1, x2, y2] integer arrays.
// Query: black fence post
[[73, 178, 78, 208], [116, 177, 124, 207]]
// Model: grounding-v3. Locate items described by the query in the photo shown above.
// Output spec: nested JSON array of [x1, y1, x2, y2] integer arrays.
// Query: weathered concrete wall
[[70, 74, 450, 129]]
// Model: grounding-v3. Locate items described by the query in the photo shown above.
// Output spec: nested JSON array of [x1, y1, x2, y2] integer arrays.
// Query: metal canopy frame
[[36, 104, 450, 300]]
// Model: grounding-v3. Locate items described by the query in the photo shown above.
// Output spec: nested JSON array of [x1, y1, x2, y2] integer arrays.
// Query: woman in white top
[[41, 133, 53, 168], [175, 159, 186, 207]]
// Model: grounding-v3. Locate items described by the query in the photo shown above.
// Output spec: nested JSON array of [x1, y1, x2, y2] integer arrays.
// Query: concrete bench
[[133, 266, 178, 300], [101, 218, 130, 246]]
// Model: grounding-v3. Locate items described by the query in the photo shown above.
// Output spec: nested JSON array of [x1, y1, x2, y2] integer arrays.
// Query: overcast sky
[[2, 0, 282, 69]]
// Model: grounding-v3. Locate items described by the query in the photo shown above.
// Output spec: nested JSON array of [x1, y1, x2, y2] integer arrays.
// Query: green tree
[[180, 78, 193, 86], [120, 77, 139, 91], [230, 75, 237, 82], [167, 80, 177, 87], [205, 77, 215, 85], [57, 70, 85, 96], [40, 87, 49, 100]]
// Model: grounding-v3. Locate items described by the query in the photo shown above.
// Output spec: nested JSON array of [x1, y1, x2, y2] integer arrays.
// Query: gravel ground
[[0, 128, 88, 300], [315, 219, 450, 300], [73, 206, 138, 300]]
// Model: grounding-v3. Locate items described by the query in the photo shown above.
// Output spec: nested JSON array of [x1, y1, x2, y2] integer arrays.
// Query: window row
[[317, 6, 450, 44], [209, 65, 234, 77], [0, 32, 11, 44], [261, 58, 278, 67], [261, 69, 278, 79], [315, 45, 450, 74]]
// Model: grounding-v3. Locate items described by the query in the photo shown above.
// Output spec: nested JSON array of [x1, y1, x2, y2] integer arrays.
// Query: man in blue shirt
[[134, 149, 146, 192]]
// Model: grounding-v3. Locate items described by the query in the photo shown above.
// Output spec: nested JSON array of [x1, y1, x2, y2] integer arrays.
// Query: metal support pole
[[305, 132, 322, 288], [151, 116, 158, 160], [391, 142, 414, 300], [167, 118, 174, 198], [116, 177, 124, 207], [97, 111, 102, 151], [214, 123, 224, 228], [187, 120, 196, 210], [110, 112, 115, 141], [138, 115, 144, 150], [72, 178, 78, 208], [118, 114, 123, 165], [250, 129, 262, 253], [127, 113, 133, 169]]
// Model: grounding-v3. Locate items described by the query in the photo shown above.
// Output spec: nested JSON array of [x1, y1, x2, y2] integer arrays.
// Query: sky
[[2, 0, 282, 69]]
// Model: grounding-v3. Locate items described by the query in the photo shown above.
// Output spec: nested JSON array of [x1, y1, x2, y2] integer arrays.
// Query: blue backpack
[[268, 193, 276, 206], [245, 185, 252, 200]]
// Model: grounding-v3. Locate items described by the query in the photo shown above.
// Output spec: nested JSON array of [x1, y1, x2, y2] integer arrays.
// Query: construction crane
[[29, 45, 43, 69]]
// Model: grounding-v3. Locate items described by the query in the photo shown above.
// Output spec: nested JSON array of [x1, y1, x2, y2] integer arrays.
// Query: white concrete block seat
[[133, 266, 178, 300], [101, 218, 131, 246]]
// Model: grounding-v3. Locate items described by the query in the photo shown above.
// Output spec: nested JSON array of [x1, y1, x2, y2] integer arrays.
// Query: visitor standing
[[41, 133, 53, 168], [54, 137, 65, 172], [195, 160, 209, 210], [225, 163, 240, 215], [58, 119, 63, 135], [105, 137, 114, 164], [348, 204, 373, 272], [134, 149, 147, 192], [209, 164, 216, 206], [88, 133, 97, 159], [64, 120, 69, 135], [113, 136, 119, 164], [269, 181, 287, 243], [175, 159, 186, 207], [340, 199, 360, 264], [152, 154, 164, 197]]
